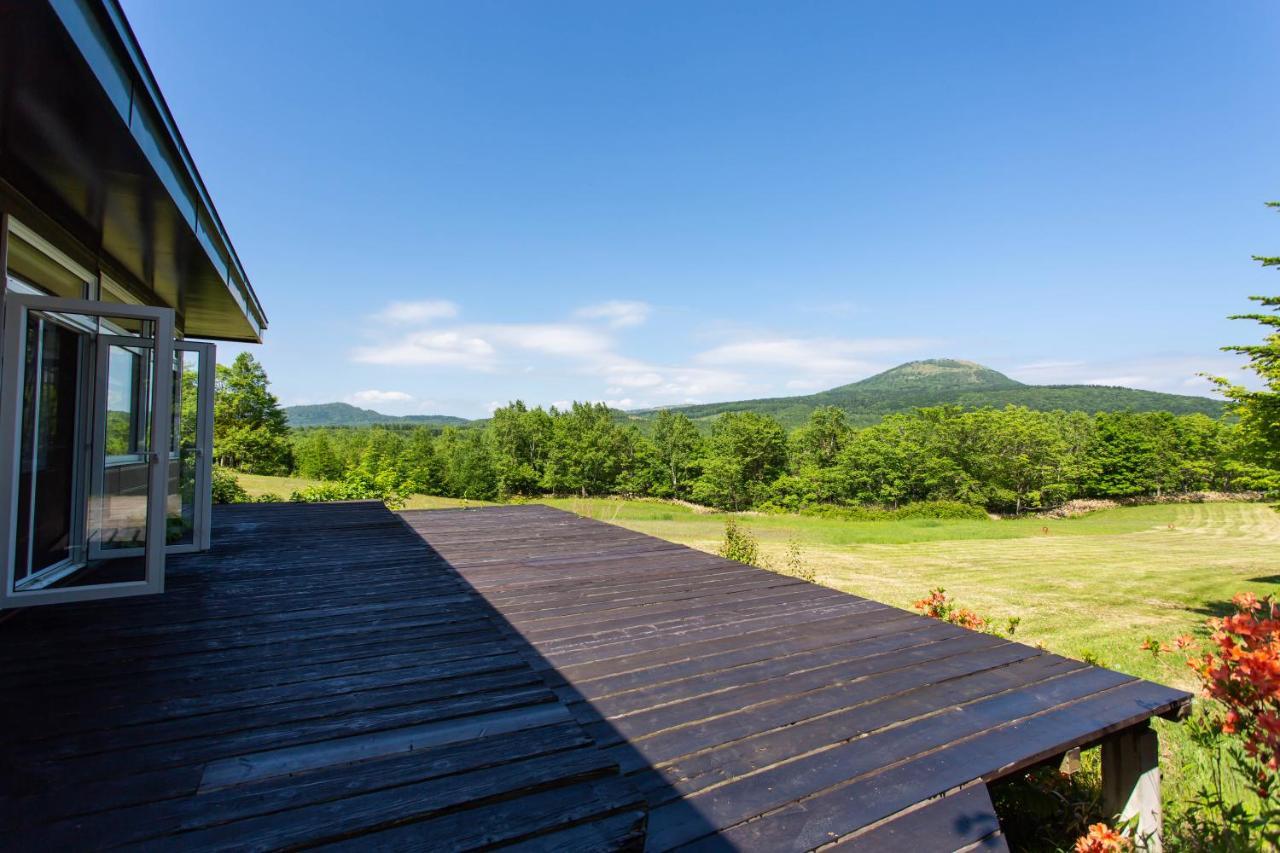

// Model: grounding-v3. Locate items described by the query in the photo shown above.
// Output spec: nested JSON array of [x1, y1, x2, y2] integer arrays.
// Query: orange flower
[[1234, 591, 1262, 612], [1074, 822, 1132, 852]]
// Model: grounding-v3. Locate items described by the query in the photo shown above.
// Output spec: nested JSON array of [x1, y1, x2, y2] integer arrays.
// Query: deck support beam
[[1102, 722, 1162, 852]]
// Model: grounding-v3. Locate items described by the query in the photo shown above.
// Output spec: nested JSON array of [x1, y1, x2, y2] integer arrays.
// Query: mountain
[[628, 358, 1225, 427], [284, 403, 472, 429]]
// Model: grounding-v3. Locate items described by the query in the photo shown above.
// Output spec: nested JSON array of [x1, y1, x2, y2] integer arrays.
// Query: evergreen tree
[[1207, 201, 1280, 476]]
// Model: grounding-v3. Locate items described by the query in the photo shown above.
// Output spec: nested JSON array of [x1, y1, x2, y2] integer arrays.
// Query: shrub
[[718, 517, 760, 566], [891, 500, 989, 520], [759, 500, 988, 522], [211, 467, 248, 504], [289, 470, 406, 510], [1134, 592, 1280, 848], [914, 587, 989, 631], [784, 536, 815, 583]]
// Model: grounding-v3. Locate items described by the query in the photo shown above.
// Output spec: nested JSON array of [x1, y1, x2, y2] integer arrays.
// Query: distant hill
[[284, 402, 472, 429], [628, 359, 1226, 428]]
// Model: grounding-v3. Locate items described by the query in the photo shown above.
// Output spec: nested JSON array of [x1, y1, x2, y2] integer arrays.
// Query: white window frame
[[0, 293, 174, 608]]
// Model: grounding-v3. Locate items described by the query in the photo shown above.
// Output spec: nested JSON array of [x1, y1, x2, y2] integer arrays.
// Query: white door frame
[[173, 339, 215, 553], [0, 294, 174, 608]]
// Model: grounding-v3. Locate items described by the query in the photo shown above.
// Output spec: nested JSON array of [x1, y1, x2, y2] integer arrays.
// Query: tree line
[[279, 401, 1275, 513], [215, 192, 1279, 518]]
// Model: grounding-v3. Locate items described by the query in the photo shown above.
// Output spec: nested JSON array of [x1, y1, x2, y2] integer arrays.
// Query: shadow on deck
[[0, 501, 1190, 851]]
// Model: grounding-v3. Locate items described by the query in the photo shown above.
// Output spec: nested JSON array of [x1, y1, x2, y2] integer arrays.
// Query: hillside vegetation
[[284, 402, 471, 428], [628, 359, 1225, 427], [282, 359, 1224, 430]]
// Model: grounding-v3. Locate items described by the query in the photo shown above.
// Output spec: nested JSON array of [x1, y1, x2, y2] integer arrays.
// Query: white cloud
[[347, 389, 413, 405], [1016, 360, 1086, 371], [574, 300, 652, 328], [352, 330, 496, 368], [1003, 353, 1255, 395], [482, 323, 613, 357], [696, 336, 933, 377], [373, 300, 459, 324]]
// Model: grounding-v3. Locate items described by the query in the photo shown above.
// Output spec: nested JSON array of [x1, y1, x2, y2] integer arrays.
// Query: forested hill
[[284, 403, 471, 429], [628, 359, 1225, 427]]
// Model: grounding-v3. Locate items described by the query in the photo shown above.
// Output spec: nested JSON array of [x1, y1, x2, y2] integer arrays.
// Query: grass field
[[234, 472, 1279, 819]]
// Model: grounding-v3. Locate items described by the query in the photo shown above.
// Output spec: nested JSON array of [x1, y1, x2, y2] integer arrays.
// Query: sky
[[121, 0, 1280, 418]]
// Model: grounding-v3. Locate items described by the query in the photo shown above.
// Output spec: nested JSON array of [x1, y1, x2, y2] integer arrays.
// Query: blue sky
[[122, 1, 1280, 417]]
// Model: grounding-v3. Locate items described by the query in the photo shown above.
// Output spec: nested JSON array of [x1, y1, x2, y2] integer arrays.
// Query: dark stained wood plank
[[402, 504, 1193, 851], [0, 502, 639, 850], [820, 783, 1006, 852]]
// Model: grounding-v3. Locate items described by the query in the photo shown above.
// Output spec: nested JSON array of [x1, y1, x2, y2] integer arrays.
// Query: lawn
[[229, 473, 1280, 822]]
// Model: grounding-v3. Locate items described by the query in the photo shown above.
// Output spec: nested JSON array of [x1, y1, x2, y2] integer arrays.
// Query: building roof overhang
[[0, 0, 266, 342]]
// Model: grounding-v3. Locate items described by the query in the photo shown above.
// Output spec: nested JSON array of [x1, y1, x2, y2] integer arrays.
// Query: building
[[0, 3, 1188, 849], [0, 0, 265, 607]]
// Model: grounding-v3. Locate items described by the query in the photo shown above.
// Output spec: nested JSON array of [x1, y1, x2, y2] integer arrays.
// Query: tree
[[489, 401, 553, 497], [650, 410, 702, 499], [292, 430, 344, 480], [1207, 201, 1280, 477], [790, 406, 851, 469], [434, 427, 497, 499], [693, 412, 787, 510], [213, 353, 292, 474], [541, 402, 628, 497]]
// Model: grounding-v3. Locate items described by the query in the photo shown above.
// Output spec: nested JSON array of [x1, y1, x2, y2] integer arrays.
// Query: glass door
[[169, 341, 215, 552], [0, 293, 174, 608]]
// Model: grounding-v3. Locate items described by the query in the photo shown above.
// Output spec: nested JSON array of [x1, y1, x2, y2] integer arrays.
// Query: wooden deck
[[0, 502, 645, 850], [400, 504, 1193, 852], [0, 501, 1191, 851]]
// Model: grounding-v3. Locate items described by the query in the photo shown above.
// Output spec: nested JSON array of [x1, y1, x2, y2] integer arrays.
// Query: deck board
[[401, 503, 1191, 852], [0, 501, 644, 849], [1, 501, 1191, 850]]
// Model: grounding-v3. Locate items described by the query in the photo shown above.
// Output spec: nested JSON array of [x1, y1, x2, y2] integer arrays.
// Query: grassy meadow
[[234, 471, 1279, 814]]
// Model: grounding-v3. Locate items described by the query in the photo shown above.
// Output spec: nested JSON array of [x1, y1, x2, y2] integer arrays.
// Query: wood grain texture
[[0, 501, 641, 850], [0, 501, 1189, 851], [401, 503, 1191, 852]]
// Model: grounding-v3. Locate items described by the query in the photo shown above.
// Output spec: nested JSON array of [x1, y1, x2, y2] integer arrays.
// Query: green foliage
[[651, 410, 703, 499], [718, 517, 760, 566], [489, 401, 553, 497], [783, 536, 814, 583], [892, 500, 990, 520], [211, 466, 248, 504], [434, 427, 498, 500], [214, 353, 292, 475], [541, 402, 630, 497], [1206, 202, 1280, 485], [272, 396, 1261, 516], [292, 430, 344, 480], [630, 358, 1224, 428], [289, 469, 406, 510], [693, 411, 788, 510], [283, 402, 470, 428]]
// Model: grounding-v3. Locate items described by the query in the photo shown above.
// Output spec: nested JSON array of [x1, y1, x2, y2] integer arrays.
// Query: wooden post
[[1102, 722, 1162, 852]]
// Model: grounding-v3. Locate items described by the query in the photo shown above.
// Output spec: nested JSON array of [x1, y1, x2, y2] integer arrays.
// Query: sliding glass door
[[0, 294, 174, 607]]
